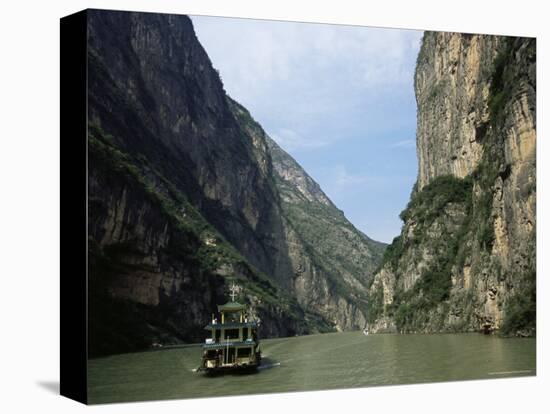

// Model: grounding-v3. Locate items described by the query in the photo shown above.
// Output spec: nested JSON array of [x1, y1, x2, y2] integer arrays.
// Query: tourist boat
[[199, 284, 261, 373]]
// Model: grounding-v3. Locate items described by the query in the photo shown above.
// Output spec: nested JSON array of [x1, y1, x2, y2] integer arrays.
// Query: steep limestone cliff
[[367, 33, 536, 336], [86, 10, 384, 356]]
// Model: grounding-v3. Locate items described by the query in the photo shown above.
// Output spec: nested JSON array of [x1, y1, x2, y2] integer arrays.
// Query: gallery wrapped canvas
[[60, 8, 536, 405]]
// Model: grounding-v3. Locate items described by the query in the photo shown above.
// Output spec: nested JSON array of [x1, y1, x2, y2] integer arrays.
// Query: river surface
[[88, 332, 536, 404]]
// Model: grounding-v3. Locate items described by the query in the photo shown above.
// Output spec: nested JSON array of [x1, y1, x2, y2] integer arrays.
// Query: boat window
[[237, 348, 251, 357], [226, 347, 235, 363], [242, 327, 249, 339], [225, 312, 240, 323], [224, 329, 239, 340]]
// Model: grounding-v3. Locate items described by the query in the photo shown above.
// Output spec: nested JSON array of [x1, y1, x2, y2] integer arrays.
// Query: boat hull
[[200, 362, 260, 375], [200, 348, 261, 374]]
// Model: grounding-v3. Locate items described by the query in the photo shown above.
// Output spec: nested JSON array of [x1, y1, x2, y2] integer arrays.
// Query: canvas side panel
[[60, 9, 88, 405]]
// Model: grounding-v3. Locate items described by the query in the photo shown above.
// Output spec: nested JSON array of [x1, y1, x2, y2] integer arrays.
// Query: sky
[[192, 16, 423, 243]]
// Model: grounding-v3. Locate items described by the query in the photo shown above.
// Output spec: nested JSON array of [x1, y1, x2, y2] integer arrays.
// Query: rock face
[[86, 10, 384, 356], [367, 33, 536, 336]]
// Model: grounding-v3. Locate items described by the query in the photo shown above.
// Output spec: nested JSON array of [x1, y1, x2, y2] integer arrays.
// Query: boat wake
[[191, 361, 280, 373], [258, 362, 281, 371]]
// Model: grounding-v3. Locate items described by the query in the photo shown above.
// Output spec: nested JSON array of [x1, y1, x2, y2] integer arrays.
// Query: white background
[[0, 0, 547, 412]]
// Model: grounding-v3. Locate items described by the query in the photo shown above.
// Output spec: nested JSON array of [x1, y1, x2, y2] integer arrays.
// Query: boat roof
[[204, 321, 258, 330], [217, 301, 246, 312]]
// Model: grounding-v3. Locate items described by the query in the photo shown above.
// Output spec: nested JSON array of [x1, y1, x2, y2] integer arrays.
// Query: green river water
[[88, 332, 536, 404]]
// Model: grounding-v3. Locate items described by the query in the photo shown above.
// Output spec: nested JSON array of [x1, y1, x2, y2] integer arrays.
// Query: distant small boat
[[363, 328, 369, 336]]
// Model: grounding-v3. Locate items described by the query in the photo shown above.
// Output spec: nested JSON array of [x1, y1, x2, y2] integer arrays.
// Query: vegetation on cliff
[[369, 175, 474, 331]]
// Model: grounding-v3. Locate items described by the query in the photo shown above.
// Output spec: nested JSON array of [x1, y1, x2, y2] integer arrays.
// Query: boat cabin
[[200, 298, 261, 372]]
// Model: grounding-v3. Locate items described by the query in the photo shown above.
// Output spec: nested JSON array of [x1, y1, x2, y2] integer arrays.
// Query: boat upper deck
[[202, 340, 257, 350], [204, 321, 258, 330]]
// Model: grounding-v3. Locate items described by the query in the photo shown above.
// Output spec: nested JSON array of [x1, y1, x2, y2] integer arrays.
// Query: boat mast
[[226, 282, 238, 365], [229, 283, 238, 302]]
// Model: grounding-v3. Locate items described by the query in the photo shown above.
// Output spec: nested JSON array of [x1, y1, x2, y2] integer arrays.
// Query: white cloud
[[271, 128, 328, 152], [322, 165, 388, 194], [321, 165, 413, 195], [193, 17, 422, 102], [333, 165, 371, 187], [390, 139, 416, 148]]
